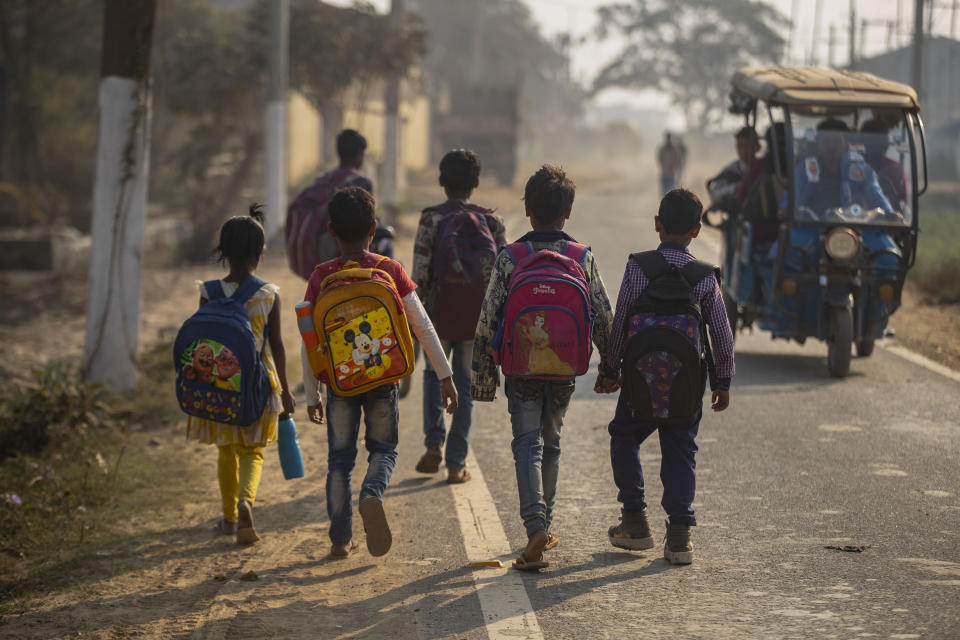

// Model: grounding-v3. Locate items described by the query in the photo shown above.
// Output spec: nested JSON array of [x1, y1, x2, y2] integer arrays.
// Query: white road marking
[[879, 343, 960, 384], [450, 454, 544, 640]]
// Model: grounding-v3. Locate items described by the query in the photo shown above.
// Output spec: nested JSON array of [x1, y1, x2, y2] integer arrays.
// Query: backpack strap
[[629, 250, 672, 281], [562, 242, 590, 266], [504, 241, 531, 265], [231, 275, 268, 306], [680, 260, 720, 289], [203, 279, 226, 301]]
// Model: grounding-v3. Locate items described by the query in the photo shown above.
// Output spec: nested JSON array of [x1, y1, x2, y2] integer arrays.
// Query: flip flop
[[329, 541, 361, 559], [544, 532, 559, 551], [415, 450, 443, 474], [446, 468, 472, 484], [358, 496, 392, 557], [512, 555, 549, 572], [513, 530, 550, 572], [213, 519, 237, 536]]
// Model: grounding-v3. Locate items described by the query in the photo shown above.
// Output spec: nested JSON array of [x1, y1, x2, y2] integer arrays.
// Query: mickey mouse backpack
[[297, 258, 415, 396], [173, 276, 272, 426]]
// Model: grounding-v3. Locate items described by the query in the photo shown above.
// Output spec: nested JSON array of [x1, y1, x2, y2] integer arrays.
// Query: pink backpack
[[493, 241, 594, 380], [285, 168, 368, 280]]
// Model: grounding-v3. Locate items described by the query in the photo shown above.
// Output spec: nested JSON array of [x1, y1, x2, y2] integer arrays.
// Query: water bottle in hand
[[277, 413, 304, 480]]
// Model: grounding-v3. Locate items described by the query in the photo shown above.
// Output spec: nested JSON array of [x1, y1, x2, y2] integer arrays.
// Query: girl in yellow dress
[[186, 205, 296, 544], [525, 312, 574, 375]]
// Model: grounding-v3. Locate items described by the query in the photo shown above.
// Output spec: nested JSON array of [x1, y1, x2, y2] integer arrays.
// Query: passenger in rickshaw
[[860, 119, 907, 208], [706, 126, 761, 215], [740, 123, 788, 250]]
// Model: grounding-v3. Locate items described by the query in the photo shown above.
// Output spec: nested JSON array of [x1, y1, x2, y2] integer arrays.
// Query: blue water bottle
[[277, 413, 305, 480]]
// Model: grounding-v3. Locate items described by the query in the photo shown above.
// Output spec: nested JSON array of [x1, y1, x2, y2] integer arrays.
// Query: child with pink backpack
[[471, 165, 616, 571]]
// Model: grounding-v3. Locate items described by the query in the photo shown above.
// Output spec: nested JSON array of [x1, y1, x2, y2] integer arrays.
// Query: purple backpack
[[622, 251, 718, 425], [430, 203, 498, 341], [493, 241, 593, 380]]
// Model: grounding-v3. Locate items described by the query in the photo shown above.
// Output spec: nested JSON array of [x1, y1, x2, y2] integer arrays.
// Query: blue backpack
[[173, 276, 272, 426]]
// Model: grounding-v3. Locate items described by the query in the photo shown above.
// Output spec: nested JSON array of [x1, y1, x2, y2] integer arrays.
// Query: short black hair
[[658, 189, 703, 235], [439, 148, 481, 193], [523, 165, 575, 224], [214, 203, 265, 269], [817, 118, 850, 132], [336, 129, 367, 161], [329, 187, 375, 242], [735, 126, 758, 140], [860, 119, 890, 135]]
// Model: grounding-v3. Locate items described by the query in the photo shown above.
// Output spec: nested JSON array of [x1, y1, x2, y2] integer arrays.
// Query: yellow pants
[[217, 444, 264, 523]]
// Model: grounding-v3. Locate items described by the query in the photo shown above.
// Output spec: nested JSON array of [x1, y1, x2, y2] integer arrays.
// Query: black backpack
[[621, 251, 719, 425]]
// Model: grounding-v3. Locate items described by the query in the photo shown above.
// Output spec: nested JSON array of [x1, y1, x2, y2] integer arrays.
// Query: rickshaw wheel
[[827, 307, 853, 378], [856, 337, 875, 358]]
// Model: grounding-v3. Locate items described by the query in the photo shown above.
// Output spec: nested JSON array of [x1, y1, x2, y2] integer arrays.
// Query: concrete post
[[265, 0, 289, 241], [382, 0, 405, 211]]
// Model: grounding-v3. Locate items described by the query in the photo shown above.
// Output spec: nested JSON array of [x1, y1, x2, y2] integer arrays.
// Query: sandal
[[544, 532, 559, 551], [446, 468, 471, 484], [415, 448, 443, 474], [214, 519, 237, 536], [358, 496, 392, 557], [512, 530, 550, 572], [236, 500, 261, 545], [330, 541, 361, 558]]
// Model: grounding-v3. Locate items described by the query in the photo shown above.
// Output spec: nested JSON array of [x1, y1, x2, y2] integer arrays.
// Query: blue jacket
[[785, 152, 893, 213]]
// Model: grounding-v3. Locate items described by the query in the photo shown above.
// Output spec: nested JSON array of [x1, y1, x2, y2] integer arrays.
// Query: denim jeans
[[423, 339, 474, 469], [325, 384, 399, 545], [607, 391, 701, 526], [505, 377, 575, 536]]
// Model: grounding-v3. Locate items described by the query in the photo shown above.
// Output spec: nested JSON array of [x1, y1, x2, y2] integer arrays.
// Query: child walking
[[411, 149, 506, 483], [302, 187, 458, 558], [597, 188, 734, 565], [186, 205, 296, 545], [472, 165, 615, 571]]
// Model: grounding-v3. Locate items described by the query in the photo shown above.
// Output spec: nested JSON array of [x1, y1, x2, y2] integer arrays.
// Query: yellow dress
[[186, 279, 282, 448], [526, 325, 574, 376]]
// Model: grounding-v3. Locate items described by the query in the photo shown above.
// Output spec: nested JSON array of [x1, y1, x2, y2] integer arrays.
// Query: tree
[[594, 0, 787, 132]]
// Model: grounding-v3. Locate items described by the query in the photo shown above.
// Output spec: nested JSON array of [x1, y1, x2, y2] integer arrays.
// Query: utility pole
[[787, 0, 801, 64], [265, 0, 289, 241], [382, 0, 405, 212], [914, 0, 925, 105], [812, 0, 824, 65], [952, 0, 958, 37], [849, 0, 857, 68], [84, 0, 156, 390], [829, 23, 837, 67]]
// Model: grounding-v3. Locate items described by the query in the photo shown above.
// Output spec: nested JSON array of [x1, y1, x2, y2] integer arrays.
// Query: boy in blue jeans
[[472, 165, 615, 570], [412, 149, 506, 483], [597, 188, 734, 565], [302, 188, 458, 558]]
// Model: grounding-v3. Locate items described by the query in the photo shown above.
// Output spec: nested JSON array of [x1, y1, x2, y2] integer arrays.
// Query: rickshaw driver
[[860, 119, 907, 208], [791, 118, 893, 217]]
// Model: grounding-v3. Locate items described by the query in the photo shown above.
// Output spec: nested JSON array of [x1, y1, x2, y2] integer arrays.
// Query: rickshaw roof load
[[731, 67, 920, 112]]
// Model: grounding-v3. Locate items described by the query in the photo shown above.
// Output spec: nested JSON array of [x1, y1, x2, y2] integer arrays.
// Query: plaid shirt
[[471, 229, 615, 401], [606, 242, 735, 389], [412, 200, 506, 313]]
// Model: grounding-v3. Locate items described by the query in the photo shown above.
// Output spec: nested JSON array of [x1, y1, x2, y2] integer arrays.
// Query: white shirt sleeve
[[403, 291, 453, 380], [301, 343, 322, 406]]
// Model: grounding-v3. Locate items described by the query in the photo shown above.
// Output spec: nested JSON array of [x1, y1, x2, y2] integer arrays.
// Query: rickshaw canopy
[[732, 67, 920, 111]]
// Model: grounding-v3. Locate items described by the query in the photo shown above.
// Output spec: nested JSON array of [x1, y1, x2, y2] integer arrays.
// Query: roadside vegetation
[[912, 191, 960, 304]]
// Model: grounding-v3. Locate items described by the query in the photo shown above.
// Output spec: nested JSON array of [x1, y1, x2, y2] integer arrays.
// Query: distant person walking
[[182, 205, 296, 545], [657, 132, 683, 195]]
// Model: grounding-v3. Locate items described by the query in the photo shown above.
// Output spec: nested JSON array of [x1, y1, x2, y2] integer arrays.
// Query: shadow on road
[[733, 350, 865, 387]]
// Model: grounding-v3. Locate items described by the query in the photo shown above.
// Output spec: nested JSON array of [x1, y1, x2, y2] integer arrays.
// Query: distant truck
[[433, 85, 518, 186]]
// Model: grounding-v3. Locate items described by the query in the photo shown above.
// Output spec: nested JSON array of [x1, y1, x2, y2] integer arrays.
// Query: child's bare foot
[[236, 499, 260, 545], [330, 541, 361, 558]]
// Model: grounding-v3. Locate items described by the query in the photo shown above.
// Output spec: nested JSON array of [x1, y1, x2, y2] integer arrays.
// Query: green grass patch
[[914, 206, 960, 304]]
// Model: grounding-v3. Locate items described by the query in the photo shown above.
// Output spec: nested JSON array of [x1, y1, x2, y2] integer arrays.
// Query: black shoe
[[663, 520, 693, 565], [608, 508, 654, 550]]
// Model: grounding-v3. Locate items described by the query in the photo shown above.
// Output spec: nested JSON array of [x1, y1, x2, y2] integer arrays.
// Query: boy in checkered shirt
[[596, 188, 734, 565]]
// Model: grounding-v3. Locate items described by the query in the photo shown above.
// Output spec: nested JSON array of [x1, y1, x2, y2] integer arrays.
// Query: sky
[[326, 0, 952, 116]]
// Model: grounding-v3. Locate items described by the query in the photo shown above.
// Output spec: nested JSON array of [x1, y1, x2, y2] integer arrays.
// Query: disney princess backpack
[[173, 276, 272, 426]]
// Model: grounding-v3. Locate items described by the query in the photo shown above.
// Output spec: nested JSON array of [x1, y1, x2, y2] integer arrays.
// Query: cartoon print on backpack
[[183, 342, 216, 384], [523, 312, 575, 376], [345, 321, 389, 374], [213, 346, 242, 392], [180, 340, 243, 392]]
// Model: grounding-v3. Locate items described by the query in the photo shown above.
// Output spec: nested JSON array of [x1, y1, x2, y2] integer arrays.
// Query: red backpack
[[285, 169, 369, 280], [429, 202, 498, 341], [492, 242, 594, 380]]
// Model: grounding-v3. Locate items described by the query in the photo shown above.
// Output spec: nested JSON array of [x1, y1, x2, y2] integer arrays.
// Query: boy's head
[[656, 188, 703, 242], [735, 126, 760, 165], [523, 164, 575, 229], [439, 148, 481, 197], [328, 187, 376, 244], [337, 129, 367, 168]]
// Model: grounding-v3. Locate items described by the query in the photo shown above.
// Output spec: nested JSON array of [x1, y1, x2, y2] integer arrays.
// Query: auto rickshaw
[[717, 67, 927, 377]]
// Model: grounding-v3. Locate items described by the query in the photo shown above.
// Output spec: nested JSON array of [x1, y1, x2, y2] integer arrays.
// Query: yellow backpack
[[297, 259, 415, 396]]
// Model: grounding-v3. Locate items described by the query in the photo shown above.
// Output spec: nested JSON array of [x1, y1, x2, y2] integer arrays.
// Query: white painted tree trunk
[[265, 99, 286, 241], [83, 76, 151, 390]]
